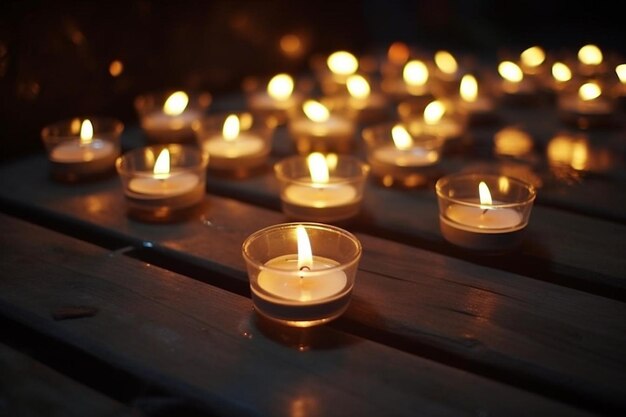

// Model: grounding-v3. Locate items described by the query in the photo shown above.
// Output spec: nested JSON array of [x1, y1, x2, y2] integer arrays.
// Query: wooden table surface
[[0, 92, 625, 417]]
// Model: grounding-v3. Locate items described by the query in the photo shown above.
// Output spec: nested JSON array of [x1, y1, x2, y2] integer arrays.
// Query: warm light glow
[[307, 152, 330, 184], [303, 100, 330, 122], [109, 60, 124, 77], [579, 82, 601, 101], [498, 176, 510, 194], [325, 153, 338, 171], [346, 74, 371, 99], [80, 119, 93, 145], [423, 100, 445, 125], [498, 61, 524, 82], [163, 91, 189, 116], [479, 181, 493, 207], [280, 34, 302, 57], [267, 73, 294, 100], [222, 114, 240, 141], [327, 51, 358, 75], [403, 60, 429, 86], [547, 135, 588, 171], [388, 42, 410, 65], [552, 62, 572, 82], [578, 44, 603, 65], [460, 74, 478, 102], [520, 46, 546, 68], [615, 64, 626, 83], [296, 225, 313, 272], [153, 148, 171, 179], [494, 127, 533, 156], [434, 50, 458, 74], [391, 124, 413, 150]]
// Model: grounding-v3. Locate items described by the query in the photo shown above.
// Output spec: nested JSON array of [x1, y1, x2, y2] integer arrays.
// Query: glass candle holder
[[242, 74, 309, 125], [194, 112, 276, 178], [242, 222, 362, 327], [324, 75, 392, 125], [116, 144, 208, 222], [286, 100, 358, 155], [436, 173, 536, 252], [41, 117, 123, 182], [134, 90, 211, 143], [362, 122, 444, 188], [397, 101, 466, 141], [274, 154, 369, 223]]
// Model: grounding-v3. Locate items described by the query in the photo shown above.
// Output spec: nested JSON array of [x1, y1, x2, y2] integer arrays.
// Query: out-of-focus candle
[[577, 44, 605, 77], [246, 73, 303, 123], [457, 74, 497, 124], [558, 81, 616, 127], [498, 60, 538, 102]]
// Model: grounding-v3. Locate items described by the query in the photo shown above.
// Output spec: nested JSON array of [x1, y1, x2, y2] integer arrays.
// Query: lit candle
[[436, 173, 536, 252], [343, 74, 390, 123], [497, 60, 538, 103], [419, 99, 464, 139], [242, 222, 362, 327], [519, 46, 547, 76], [558, 81, 615, 127], [371, 124, 441, 166], [246, 73, 303, 123], [548, 61, 574, 93], [433, 50, 463, 95], [42, 118, 122, 182], [117, 145, 207, 222], [274, 153, 368, 223], [577, 44, 605, 77], [457, 74, 497, 124]]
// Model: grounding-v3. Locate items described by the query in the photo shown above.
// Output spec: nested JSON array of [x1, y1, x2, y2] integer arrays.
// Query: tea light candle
[[274, 153, 368, 223], [401, 99, 464, 140], [41, 118, 123, 182], [456, 74, 497, 125], [497, 60, 539, 104], [343, 74, 390, 123], [116, 145, 207, 222], [242, 222, 362, 327], [436, 173, 536, 252], [558, 81, 616, 127], [246, 73, 304, 124]]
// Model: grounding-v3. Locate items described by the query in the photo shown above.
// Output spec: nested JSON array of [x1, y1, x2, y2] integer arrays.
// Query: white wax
[[290, 115, 353, 137], [446, 203, 523, 231], [284, 180, 358, 208], [142, 110, 200, 131], [258, 255, 347, 302], [423, 118, 463, 138], [203, 133, 265, 158], [249, 93, 298, 110], [128, 172, 200, 197], [50, 139, 115, 163], [372, 144, 438, 167]]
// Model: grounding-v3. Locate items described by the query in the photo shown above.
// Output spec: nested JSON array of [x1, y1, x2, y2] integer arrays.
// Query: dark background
[[1, 0, 624, 163]]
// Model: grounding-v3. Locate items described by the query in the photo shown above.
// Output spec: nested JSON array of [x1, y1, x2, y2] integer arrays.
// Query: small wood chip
[[51, 306, 99, 321]]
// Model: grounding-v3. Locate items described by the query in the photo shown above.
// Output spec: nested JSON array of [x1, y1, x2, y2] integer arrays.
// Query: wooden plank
[[0, 213, 593, 417], [1, 161, 625, 413], [0, 342, 135, 417]]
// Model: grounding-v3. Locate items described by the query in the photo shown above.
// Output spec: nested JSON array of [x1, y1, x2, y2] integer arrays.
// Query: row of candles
[[41, 42, 622, 327]]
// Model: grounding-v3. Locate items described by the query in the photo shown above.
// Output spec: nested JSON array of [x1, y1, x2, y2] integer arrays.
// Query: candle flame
[[391, 124, 413, 150], [460, 74, 478, 102], [479, 181, 493, 207], [296, 225, 313, 272], [423, 100, 445, 125], [520, 46, 545, 68], [403, 60, 429, 86], [498, 61, 524, 82], [434, 50, 458, 74], [346, 74, 371, 99], [388, 41, 410, 65], [498, 176, 510, 194], [579, 82, 601, 101], [548, 134, 588, 171], [552, 62, 572, 82], [267, 73, 294, 100], [578, 44, 603, 65], [303, 100, 330, 122], [163, 91, 189, 116], [222, 114, 240, 141], [615, 64, 626, 83], [153, 148, 171, 178], [80, 119, 93, 145], [307, 152, 330, 184], [327, 51, 358, 75]]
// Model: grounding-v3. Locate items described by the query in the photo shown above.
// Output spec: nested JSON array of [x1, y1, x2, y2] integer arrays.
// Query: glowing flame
[[267, 73, 294, 100], [388, 42, 410, 65], [434, 50, 458, 74], [424, 100, 445, 125], [79, 119, 93, 145], [498, 61, 523, 82], [615, 64, 626, 83], [109, 60, 124, 77], [303, 100, 330, 122], [163, 91, 189, 116], [327, 51, 358, 75], [153, 148, 171, 179], [324, 153, 338, 171], [479, 181, 493, 208], [346, 74, 371, 99], [391, 124, 413, 150], [520, 46, 545, 68], [222, 114, 240, 141], [548, 135, 588, 171], [552, 62, 572, 82], [296, 225, 313, 272], [579, 82, 601, 101], [307, 152, 330, 184], [403, 60, 429, 86], [578, 44, 603, 65], [460, 74, 478, 102], [498, 176, 510, 194]]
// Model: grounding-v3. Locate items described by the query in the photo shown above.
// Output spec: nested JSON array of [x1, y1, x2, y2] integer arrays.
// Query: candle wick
[[299, 266, 310, 271], [482, 209, 488, 215]]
